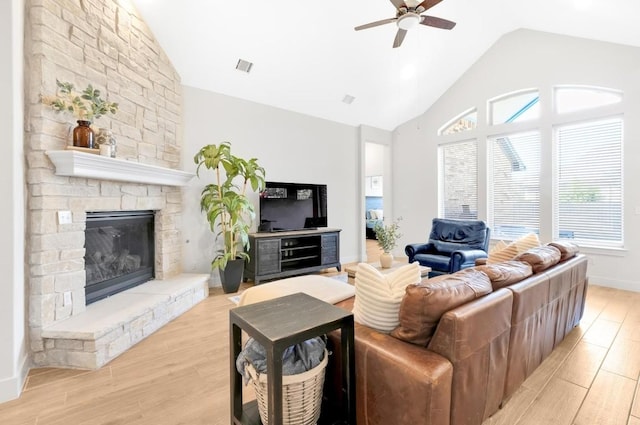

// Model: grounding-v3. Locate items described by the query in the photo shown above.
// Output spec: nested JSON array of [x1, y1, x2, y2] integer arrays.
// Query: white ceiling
[[132, 0, 640, 131]]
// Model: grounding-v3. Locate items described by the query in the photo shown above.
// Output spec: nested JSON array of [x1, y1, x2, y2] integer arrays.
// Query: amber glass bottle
[[73, 120, 95, 148]]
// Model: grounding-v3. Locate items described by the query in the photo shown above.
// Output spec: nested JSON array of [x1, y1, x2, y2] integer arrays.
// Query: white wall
[[0, 0, 27, 403], [181, 86, 361, 283], [393, 29, 640, 291], [365, 142, 384, 176]]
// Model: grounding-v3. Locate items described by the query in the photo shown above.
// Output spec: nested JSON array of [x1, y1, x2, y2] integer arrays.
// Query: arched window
[[438, 108, 477, 135], [555, 86, 622, 114], [489, 90, 540, 125]]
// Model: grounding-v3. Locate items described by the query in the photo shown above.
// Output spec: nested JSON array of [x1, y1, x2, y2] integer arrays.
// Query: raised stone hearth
[[41, 274, 208, 369]]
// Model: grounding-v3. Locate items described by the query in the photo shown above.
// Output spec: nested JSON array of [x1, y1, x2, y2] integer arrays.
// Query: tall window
[[555, 117, 623, 245], [439, 141, 478, 219], [489, 132, 541, 239]]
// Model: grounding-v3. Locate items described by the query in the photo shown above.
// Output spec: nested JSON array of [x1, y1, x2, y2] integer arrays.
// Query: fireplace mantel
[[45, 150, 194, 186]]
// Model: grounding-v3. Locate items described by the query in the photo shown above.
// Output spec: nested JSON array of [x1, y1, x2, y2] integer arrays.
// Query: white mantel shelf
[[46, 150, 195, 186]]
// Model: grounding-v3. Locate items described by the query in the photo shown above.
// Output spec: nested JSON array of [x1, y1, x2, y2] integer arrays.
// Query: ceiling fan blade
[[355, 17, 397, 31], [389, 0, 405, 9], [393, 28, 408, 48], [420, 15, 456, 30], [418, 0, 443, 11]]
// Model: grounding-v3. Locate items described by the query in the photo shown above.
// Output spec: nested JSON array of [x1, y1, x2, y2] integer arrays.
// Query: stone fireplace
[[24, 0, 209, 369], [28, 152, 208, 369]]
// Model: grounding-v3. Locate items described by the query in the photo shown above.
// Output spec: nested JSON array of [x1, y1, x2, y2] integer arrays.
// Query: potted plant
[[373, 217, 402, 268], [42, 80, 118, 148], [194, 142, 266, 293]]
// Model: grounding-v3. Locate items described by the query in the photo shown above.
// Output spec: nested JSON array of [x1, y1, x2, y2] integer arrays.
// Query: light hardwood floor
[[2, 253, 639, 424]]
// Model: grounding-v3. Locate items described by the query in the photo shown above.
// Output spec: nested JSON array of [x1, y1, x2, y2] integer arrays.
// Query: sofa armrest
[[405, 242, 434, 262], [326, 323, 452, 425], [450, 249, 488, 272]]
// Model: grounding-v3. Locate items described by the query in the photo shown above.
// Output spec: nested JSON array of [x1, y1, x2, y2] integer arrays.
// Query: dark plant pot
[[219, 258, 245, 294]]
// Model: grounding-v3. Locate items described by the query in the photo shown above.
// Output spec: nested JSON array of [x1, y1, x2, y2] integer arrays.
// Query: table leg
[[266, 345, 284, 425], [341, 317, 356, 424], [230, 323, 243, 423]]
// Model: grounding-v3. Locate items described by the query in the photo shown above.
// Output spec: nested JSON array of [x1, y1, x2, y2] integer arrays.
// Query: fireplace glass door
[[85, 210, 155, 305]]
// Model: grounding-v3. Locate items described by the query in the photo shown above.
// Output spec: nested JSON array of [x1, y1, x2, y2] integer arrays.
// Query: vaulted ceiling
[[132, 0, 640, 131]]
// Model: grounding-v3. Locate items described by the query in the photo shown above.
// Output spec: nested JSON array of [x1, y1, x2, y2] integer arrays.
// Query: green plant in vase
[[194, 142, 266, 293], [373, 217, 402, 268], [41, 79, 118, 148]]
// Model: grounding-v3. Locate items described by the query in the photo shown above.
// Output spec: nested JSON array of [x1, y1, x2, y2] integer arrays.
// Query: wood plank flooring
[[1, 244, 639, 424]]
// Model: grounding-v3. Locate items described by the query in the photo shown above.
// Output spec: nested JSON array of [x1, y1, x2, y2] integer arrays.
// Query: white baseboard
[[588, 275, 640, 293], [0, 353, 29, 403]]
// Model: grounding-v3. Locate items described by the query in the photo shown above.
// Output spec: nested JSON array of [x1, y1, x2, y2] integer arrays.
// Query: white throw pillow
[[352, 262, 421, 333]]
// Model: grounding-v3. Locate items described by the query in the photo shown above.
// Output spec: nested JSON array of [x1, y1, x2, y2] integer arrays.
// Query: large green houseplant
[[194, 142, 266, 293]]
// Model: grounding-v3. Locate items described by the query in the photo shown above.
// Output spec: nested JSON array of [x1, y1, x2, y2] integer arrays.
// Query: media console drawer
[[244, 228, 341, 284]]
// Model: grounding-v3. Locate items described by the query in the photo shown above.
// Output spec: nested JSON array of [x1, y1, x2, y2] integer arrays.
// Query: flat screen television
[[259, 182, 327, 232]]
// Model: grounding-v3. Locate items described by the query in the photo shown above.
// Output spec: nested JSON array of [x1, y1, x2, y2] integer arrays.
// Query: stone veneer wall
[[24, 0, 184, 366]]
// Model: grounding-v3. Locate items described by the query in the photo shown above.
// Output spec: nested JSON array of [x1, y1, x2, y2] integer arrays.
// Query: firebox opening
[[85, 210, 155, 305]]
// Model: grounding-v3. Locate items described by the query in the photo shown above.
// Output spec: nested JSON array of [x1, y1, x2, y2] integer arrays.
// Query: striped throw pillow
[[353, 262, 421, 333], [487, 242, 519, 264], [490, 240, 508, 254], [515, 232, 541, 254]]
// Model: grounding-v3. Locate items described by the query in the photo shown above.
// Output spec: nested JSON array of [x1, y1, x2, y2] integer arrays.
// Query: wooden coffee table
[[345, 261, 431, 279]]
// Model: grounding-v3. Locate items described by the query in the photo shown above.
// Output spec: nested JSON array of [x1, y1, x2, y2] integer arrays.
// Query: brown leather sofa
[[326, 244, 588, 425]]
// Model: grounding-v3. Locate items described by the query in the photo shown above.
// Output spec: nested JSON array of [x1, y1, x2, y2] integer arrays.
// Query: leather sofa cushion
[[515, 245, 561, 273], [391, 269, 493, 346], [353, 262, 421, 333], [470, 260, 533, 290], [547, 241, 579, 262]]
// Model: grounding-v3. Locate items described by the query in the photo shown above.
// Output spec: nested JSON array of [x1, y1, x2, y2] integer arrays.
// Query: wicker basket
[[246, 349, 329, 425]]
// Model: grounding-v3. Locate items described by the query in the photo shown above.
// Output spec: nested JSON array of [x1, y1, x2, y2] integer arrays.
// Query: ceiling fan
[[355, 0, 456, 48]]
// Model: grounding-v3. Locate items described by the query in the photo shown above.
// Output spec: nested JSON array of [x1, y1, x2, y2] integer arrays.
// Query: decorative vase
[[73, 120, 95, 148], [380, 252, 394, 268]]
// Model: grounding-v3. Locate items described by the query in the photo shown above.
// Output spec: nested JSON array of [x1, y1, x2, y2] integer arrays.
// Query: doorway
[[363, 141, 390, 262]]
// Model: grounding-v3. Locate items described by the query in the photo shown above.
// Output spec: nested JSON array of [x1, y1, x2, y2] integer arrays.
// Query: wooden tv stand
[[244, 228, 341, 284]]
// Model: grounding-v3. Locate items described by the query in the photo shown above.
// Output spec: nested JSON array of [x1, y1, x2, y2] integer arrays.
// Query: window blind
[[555, 118, 623, 245], [439, 140, 478, 219], [489, 131, 541, 239]]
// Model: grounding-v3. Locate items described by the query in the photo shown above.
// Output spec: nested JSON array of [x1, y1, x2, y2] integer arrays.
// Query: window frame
[[436, 84, 625, 248], [552, 115, 624, 247]]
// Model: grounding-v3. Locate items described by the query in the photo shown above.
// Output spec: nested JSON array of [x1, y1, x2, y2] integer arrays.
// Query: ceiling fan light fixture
[[397, 13, 420, 30]]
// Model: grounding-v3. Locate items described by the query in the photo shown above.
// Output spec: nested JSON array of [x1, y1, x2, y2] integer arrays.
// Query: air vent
[[236, 59, 253, 73], [342, 94, 356, 105]]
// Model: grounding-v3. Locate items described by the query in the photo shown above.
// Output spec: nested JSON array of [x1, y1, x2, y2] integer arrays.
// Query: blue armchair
[[405, 218, 490, 277]]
